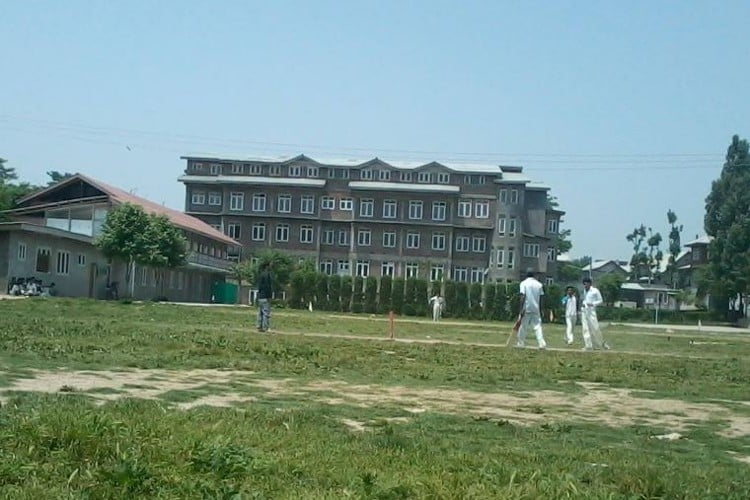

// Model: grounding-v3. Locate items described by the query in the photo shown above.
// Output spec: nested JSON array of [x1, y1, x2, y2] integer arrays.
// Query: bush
[[378, 276, 393, 313], [340, 276, 353, 312], [483, 284, 497, 320], [364, 278, 378, 313], [454, 283, 470, 318], [352, 276, 365, 313], [443, 281, 457, 318], [469, 283, 483, 319], [414, 279, 429, 316], [288, 272, 305, 309], [315, 273, 329, 310], [391, 278, 405, 314], [328, 275, 342, 312], [543, 284, 564, 323]]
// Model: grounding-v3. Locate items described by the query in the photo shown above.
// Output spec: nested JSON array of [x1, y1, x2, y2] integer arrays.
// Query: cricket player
[[581, 277, 611, 350], [429, 293, 444, 322], [563, 286, 578, 345], [516, 271, 547, 349]]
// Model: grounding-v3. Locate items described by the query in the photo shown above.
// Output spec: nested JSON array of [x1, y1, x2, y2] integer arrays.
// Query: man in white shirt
[[581, 277, 610, 350], [563, 286, 578, 345], [429, 294, 444, 322], [516, 271, 547, 349]]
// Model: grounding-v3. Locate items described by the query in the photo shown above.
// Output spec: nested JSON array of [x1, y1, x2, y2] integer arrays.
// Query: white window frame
[[453, 267, 468, 282], [357, 229, 372, 247], [321, 196, 335, 210], [338, 230, 350, 246], [306, 166, 319, 178], [509, 217, 518, 237], [340, 198, 353, 211], [523, 243, 540, 258], [472, 236, 486, 253], [208, 192, 222, 206], [252, 223, 266, 241], [498, 216, 507, 235], [406, 232, 420, 249], [191, 191, 206, 205], [55, 250, 70, 275], [430, 265, 444, 282], [510, 189, 519, 204], [547, 246, 557, 262], [231, 163, 244, 174], [458, 200, 472, 218], [320, 260, 334, 275], [547, 219, 559, 234], [499, 189, 508, 204], [546, 277, 555, 286], [252, 193, 266, 212], [456, 236, 470, 252], [300, 225, 314, 244], [275, 224, 289, 242], [277, 194, 292, 213], [77, 254, 86, 266], [470, 268, 484, 284], [383, 200, 397, 219], [417, 172, 431, 183], [322, 229, 335, 245], [269, 165, 281, 176], [250, 164, 263, 175], [227, 223, 241, 240], [338, 169, 350, 179], [360, 168, 373, 180], [401, 172, 413, 182], [300, 195, 315, 214], [229, 192, 244, 211], [408, 201, 423, 220], [210, 163, 221, 175], [338, 260, 351, 276], [17, 242, 27, 261], [475, 201, 490, 219], [359, 199, 374, 218], [382, 231, 396, 248], [432, 201, 446, 221], [378, 170, 391, 181], [496, 248, 505, 268], [437, 172, 450, 184], [431, 232, 446, 251], [289, 165, 302, 177], [406, 263, 419, 279], [381, 261, 395, 277], [356, 260, 370, 277], [508, 248, 515, 268]]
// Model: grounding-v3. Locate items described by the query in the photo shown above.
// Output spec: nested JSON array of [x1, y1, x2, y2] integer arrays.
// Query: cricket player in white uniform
[[429, 294, 444, 322], [563, 286, 578, 345], [581, 277, 610, 350], [516, 271, 547, 349]]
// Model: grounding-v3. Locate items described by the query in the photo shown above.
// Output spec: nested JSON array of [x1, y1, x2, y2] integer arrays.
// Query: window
[[357, 229, 371, 246], [547, 247, 557, 262], [250, 164, 262, 175], [320, 260, 333, 275], [275, 224, 289, 242], [210, 163, 221, 175], [382, 231, 396, 248], [339, 198, 353, 211], [322, 229, 335, 245], [546, 277, 555, 286], [406, 262, 419, 279], [453, 267, 468, 282], [510, 189, 519, 204], [456, 236, 470, 252], [497, 216, 507, 235], [464, 175, 486, 185], [472, 236, 486, 253], [210, 223, 221, 231], [401, 172, 413, 182], [227, 223, 241, 240], [417, 172, 431, 183], [379, 170, 391, 181], [36, 248, 50, 273], [458, 200, 472, 218], [381, 262, 395, 277], [383, 200, 397, 218], [437, 172, 450, 184], [300, 195, 315, 214], [432, 202, 446, 221], [356, 260, 370, 277], [289, 165, 302, 177], [470, 267, 485, 283], [300, 225, 314, 244], [499, 189, 508, 204], [338, 230, 350, 246], [252, 193, 266, 212], [277, 194, 292, 213], [191, 191, 206, 205], [431, 232, 446, 251], [327, 168, 337, 179], [322, 196, 335, 210], [509, 217, 518, 237], [338, 168, 350, 179], [231, 163, 243, 174], [56, 251, 70, 275], [430, 265, 444, 282], [547, 219, 559, 234], [252, 223, 266, 241], [508, 248, 515, 268], [361, 169, 373, 180], [338, 260, 351, 275], [523, 243, 540, 258], [496, 248, 504, 268], [306, 166, 319, 178], [208, 192, 222, 206], [77, 254, 86, 266], [192, 162, 203, 171], [269, 165, 281, 176], [17, 243, 27, 261], [406, 232, 420, 249], [408, 201, 423, 220], [406, 263, 419, 279], [475, 201, 490, 219], [229, 192, 244, 211], [359, 199, 374, 217]]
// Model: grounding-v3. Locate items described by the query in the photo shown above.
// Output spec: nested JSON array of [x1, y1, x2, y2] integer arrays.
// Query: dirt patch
[[1, 368, 749, 438]]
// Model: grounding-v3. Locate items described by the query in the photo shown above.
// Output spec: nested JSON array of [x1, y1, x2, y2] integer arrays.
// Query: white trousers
[[517, 312, 546, 348], [432, 302, 441, 322], [581, 307, 604, 348], [565, 314, 577, 343]]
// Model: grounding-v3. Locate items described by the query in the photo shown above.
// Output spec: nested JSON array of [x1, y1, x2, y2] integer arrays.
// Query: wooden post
[[388, 310, 395, 339]]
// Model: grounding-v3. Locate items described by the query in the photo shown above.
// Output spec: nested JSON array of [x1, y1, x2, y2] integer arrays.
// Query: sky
[[2, 0, 749, 259]]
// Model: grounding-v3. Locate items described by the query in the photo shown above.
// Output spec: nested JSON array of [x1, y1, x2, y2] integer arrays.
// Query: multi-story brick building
[[179, 154, 565, 284]]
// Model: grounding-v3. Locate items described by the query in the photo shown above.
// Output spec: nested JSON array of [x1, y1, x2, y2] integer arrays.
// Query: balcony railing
[[186, 251, 233, 271]]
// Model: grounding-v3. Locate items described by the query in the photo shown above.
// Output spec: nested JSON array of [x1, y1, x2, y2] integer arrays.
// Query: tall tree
[[144, 214, 187, 296], [626, 225, 648, 281], [666, 209, 684, 287], [646, 228, 663, 283], [704, 134, 750, 304], [0, 158, 39, 216], [46, 171, 74, 185]]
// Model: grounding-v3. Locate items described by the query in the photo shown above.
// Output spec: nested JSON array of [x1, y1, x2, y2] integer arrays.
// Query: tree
[[230, 260, 255, 304], [144, 214, 187, 297], [597, 274, 624, 306], [46, 171, 74, 185], [378, 275, 393, 313], [626, 225, 648, 281], [251, 250, 295, 296], [0, 158, 39, 217], [704, 134, 750, 304], [666, 209, 684, 288], [94, 203, 154, 296]]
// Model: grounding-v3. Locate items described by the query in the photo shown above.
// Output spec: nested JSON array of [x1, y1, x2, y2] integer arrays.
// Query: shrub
[[483, 283, 496, 320], [364, 278, 378, 313], [469, 283, 483, 319], [443, 281, 457, 318], [340, 276, 353, 312], [391, 278, 405, 314], [414, 279, 429, 316], [352, 277, 365, 313], [328, 275, 342, 312], [454, 283, 470, 318], [378, 276, 393, 313], [315, 273, 330, 310]]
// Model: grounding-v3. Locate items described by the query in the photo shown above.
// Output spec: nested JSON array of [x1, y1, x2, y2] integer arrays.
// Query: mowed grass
[[0, 298, 749, 498]]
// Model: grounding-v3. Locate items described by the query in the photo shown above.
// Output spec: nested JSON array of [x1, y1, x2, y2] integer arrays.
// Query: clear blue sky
[[2, 0, 749, 259]]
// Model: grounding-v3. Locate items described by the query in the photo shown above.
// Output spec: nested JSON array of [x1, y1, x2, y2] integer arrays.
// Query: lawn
[[0, 298, 749, 499]]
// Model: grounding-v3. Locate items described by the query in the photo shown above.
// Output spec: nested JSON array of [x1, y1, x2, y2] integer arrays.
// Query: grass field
[[1, 298, 749, 498]]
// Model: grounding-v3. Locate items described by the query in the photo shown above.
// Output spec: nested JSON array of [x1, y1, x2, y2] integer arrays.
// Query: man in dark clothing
[[256, 262, 273, 332]]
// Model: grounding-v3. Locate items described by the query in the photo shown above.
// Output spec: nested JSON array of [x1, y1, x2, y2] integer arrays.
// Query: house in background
[[581, 259, 630, 282], [0, 174, 237, 302]]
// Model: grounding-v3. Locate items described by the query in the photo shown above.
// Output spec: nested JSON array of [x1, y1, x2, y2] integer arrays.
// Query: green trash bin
[[211, 282, 238, 304]]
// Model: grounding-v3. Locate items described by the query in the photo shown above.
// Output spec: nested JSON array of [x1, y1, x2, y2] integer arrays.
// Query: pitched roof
[[18, 174, 236, 246], [684, 235, 712, 246]]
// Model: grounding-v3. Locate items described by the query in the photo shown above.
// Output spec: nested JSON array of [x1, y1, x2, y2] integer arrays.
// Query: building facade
[[1, 174, 237, 302], [179, 154, 565, 284]]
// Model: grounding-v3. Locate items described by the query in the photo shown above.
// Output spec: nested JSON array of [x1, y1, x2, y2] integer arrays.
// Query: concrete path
[[613, 322, 747, 334]]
